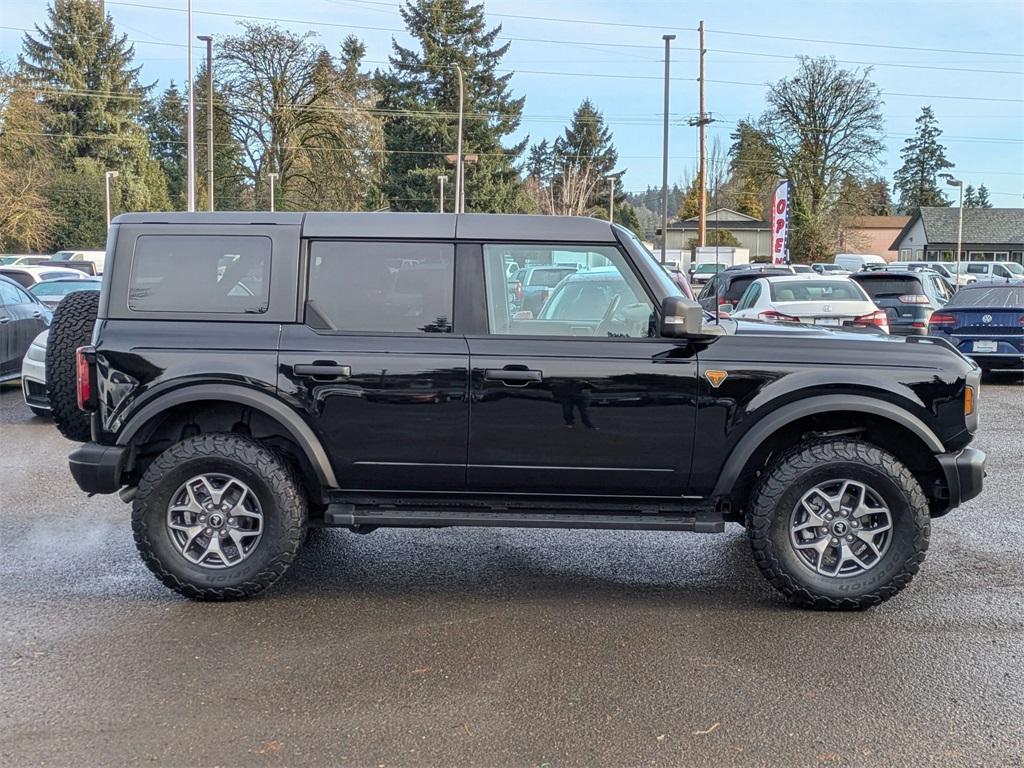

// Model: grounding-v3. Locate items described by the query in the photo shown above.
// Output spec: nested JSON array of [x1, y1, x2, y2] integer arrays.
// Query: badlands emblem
[[705, 370, 728, 388]]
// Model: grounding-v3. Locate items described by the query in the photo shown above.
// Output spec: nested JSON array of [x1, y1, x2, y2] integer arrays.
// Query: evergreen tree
[[379, 0, 527, 213], [893, 106, 953, 213], [963, 184, 978, 207], [727, 120, 778, 220], [145, 82, 186, 206], [975, 183, 992, 208]]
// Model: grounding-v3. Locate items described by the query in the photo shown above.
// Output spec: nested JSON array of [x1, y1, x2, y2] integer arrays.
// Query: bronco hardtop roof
[[111, 211, 618, 243]]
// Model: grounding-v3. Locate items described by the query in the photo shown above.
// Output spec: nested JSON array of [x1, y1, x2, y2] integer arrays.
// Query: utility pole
[[186, 0, 195, 212], [197, 35, 214, 211], [437, 175, 446, 213], [660, 34, 675, 265], [941, 174, 965, 279], [608, 176, 615, 223], [687, 21, 716, 248], [452, 64, 465, 214], [267, 172, 278, 212], [104, 170, 118, 229]]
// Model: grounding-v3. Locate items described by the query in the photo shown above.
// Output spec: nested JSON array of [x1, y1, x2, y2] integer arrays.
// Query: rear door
[[464, 242, 698, 497], [0, 280, 47, 374], [278, 240, 469, 492]]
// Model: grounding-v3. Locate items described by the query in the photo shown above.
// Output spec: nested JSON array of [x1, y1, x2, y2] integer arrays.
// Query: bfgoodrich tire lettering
[[132, 433, 306, 600], [746, 439, 930, 610], [44, 290, 99, 442]]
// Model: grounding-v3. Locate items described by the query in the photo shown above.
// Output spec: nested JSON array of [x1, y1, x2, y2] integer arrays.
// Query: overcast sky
[[3, 0, 1022, 206]]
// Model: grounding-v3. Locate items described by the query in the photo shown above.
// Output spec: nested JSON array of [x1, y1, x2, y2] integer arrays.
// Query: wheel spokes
[[166, 473, 264, 570]]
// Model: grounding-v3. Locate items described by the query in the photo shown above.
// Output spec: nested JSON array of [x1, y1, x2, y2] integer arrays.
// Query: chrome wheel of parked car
[[166, 473, 264, 569], [789, 479, 893, 578]]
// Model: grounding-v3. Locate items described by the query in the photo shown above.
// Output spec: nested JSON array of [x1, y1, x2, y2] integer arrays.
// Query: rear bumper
[[935, 447, 986, 515], [68, 442, 126, 495]]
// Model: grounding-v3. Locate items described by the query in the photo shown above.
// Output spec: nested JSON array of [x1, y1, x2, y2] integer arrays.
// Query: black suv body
[[61, 212, 985, 608], [851, 269, 953, 336]]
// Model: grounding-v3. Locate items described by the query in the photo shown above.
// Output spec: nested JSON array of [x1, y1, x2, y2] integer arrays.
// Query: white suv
[[954, 261, 1023, 282]]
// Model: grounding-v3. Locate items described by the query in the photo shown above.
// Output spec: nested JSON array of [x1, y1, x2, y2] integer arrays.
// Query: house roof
[[890, 207, 1024, 250], [665, 208, 771, 231], [846, 215, 910, 230]]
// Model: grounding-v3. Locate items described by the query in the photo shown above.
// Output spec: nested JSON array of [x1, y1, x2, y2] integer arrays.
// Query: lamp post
[[186, 0, 195, 212], [452, 64, 465, 214], [104, 170, 119, 229], [940, 173, 964, 278], [267, 172, 279, 212], [197, 34, 214, 211], [660, 34, 676, 264]]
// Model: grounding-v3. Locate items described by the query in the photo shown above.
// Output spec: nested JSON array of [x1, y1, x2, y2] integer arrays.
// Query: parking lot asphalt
[[1, 376, 1022, 768]]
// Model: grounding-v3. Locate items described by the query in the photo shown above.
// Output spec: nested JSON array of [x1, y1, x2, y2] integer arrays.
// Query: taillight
[[514, 281, 523, 301], [76, 346, 94, 412], [853, 309, 889, 333], [929, 312, 955, 327], [898, 294, 929, 304], [758, 309, 798, 322], [718, 297, 731, 306]]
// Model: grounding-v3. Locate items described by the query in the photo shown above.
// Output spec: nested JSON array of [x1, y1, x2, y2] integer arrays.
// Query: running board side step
[[322, 504, 724, 533]]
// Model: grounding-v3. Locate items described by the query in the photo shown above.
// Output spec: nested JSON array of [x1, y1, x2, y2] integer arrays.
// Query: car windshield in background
[[30, 280, 100, 297], [528, 268, 575, 287], [1005, 262, 1024, 276], [694, 264, 725, 274], [946, 285, 1024, 308], [768, 280, 863, 301], [854, 276, 923, 297]]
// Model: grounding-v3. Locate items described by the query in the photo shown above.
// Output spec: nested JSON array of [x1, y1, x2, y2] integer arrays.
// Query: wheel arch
[[116, 384, 338, 493], [712, 395, 948, 516]]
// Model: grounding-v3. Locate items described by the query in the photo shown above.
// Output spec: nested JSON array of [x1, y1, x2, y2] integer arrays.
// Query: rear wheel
[[747, 439, 930, 610], [44, 290, 99, 442], [132, 433, 307, 601]]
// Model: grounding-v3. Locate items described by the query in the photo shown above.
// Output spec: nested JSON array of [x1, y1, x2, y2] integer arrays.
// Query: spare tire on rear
[[45, 290, 99, 442]]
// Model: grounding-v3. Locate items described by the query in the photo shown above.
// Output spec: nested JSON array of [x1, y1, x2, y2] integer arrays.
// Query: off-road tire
[[132, 433, 307, 601], [44, 290, 99, 442], [747, 439, 930, 610]]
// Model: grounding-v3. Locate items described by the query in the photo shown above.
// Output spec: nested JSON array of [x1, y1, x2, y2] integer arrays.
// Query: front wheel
[[132, 434, 307, 600], [747, 439, 930, 610]]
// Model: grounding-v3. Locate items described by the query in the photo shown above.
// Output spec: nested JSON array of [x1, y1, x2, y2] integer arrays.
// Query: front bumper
[[934, 447, 986, 515], [68, 442, 127, 495], [20, 354, 49, 410]]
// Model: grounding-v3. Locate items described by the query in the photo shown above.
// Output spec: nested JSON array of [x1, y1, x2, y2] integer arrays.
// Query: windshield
[[30, 281, 99, 297], [769, 280, 866, 301], [1004, 262, 1024, 276]]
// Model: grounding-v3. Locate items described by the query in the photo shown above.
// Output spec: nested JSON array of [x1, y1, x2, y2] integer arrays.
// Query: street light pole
[[186, 0, 195, 212], [660, 34, 676, 265], [452, 64, 465, 214], [197, 35, 214, 211], [940, 173, 964, 279], [104, 170, 119, 229], [437, 175, 446, 213], [267, 172, 279, 212]]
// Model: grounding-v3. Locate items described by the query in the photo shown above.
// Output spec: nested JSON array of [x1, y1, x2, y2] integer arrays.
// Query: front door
[[466, 242, 699, 497], [0, 280, 46, 377], [278, 240, 469, 492]]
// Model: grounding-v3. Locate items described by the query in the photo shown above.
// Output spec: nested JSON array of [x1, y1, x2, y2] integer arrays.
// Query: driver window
[[482, 244, 655, 338]]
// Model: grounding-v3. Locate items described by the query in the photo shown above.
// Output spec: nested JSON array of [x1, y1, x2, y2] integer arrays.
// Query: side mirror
[[718, 303, 735, 314], [660, 296, 708, 338]]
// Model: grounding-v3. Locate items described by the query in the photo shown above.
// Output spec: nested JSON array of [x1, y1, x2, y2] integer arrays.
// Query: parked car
[[27, 276, 102, 310], [0, 265, 90, 289], [688, 262, 727, 286], [951, 261, 1023, 283], [58, 211, 984, 610], [928, 282, 1024, 371], [812, 263, 851, 275], [834, 253, 887, 272], [20, 330, 49, 416], [509, 264, 578, 315], [851, 270, 953, 336], [695, 265, 795, 313], [51, 249, 107, 274], [0, 274, 51, 383], [0, 255, 50, 266], [730, 275, 888, 332], [888, 261, 974, 288]]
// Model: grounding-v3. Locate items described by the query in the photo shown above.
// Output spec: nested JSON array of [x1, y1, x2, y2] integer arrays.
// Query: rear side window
[[307, 241, 454, 334], [966, 264, 989, 275], [0, 270, 33, 288], [724, 276, 756, 303], [129, 235, 271, 313]]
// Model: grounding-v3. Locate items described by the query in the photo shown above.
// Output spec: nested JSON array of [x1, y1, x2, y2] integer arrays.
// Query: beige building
[[660, 209, 772, 260], [837, 216, 911, 261]]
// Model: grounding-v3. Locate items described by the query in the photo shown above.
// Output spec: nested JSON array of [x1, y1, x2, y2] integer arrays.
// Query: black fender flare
[[711, 394, 944, 498], [116, 384, 339, 489]]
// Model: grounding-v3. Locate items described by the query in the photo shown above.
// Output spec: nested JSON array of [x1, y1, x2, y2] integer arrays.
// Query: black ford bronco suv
[[52, 212, 985, 609]]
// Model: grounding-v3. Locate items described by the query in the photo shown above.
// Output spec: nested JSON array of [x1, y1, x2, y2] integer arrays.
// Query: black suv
[[54, 212, 985, 609], [851, 269, 954, 336], [696, 266, 795, 313]]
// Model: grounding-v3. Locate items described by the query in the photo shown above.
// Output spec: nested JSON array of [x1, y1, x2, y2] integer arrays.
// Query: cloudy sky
[[3, 0, 1022, 205]]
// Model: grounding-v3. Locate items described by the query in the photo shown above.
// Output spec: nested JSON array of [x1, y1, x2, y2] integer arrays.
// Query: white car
[[51, 249, 106, 274], [21, 330, 49, 417], [0, 265, 89, 288], [730, 275, 889, 333], [952, 261, 1023, 283]]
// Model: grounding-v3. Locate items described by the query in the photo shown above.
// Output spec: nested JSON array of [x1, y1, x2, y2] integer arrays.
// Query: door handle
[[484, 368, 542, 384], [293, 363, 351, 380]]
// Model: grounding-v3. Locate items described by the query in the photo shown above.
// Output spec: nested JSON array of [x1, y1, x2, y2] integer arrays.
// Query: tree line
[[0, 0, 992, 259]]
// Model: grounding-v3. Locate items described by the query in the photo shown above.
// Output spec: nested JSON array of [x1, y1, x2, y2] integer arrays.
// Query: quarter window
[[306, 241, 454, 334], [129, 235, 271, 313]]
